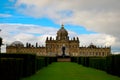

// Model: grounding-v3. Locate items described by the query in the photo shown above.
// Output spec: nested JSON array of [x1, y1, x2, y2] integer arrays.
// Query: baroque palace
[[6, 24, 111, 56]]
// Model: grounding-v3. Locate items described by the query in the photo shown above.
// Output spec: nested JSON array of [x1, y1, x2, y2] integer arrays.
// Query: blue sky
[[0, 0, 96, 34], [0, 0, 95, 34], [0, 0, 120, 53]]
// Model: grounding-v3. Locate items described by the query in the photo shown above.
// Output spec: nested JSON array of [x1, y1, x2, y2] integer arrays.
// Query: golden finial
[[61, 24, 64, 28]]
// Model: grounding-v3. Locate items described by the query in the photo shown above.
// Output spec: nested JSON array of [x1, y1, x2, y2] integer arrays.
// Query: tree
[[0, 37, 3, 46], [0, 37, 3, 53]]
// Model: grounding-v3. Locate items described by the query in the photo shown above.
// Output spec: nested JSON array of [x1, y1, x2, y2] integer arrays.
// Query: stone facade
[[6, 24, 111, 57]]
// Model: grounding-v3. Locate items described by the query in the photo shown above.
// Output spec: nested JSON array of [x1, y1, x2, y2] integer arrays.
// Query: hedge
[[106, 55, 120, 77], [0, 54, 57, 80], [36, 56, 57, 71], [71, 54, 120, 77], [0, 53, 36, 77], [71, 57, 79, 62], [89, 57, 106, 70], [0, 58, 23, 80]]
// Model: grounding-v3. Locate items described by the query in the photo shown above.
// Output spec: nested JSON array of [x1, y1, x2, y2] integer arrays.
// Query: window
[[102, 52, 104, 56]]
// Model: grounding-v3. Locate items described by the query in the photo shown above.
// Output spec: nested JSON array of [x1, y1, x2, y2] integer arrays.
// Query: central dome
[[56, 24, 69, 40], [57, 24, 68, 36]]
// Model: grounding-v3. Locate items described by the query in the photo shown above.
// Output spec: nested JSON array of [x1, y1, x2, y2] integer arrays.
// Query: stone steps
[[57, 58, 71, 62]]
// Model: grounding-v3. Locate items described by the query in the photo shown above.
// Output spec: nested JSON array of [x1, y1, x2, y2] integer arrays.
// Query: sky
[[0, 0, 120, 54]]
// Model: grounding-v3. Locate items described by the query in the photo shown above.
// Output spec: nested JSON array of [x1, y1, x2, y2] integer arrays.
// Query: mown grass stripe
[[21, 62, 120, 80]]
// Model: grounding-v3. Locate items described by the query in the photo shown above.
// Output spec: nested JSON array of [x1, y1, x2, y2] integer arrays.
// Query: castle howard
[[6, 24, 111, 56]]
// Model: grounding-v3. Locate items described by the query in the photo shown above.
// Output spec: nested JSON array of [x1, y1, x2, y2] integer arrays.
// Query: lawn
[[21, 62, 120, 80]]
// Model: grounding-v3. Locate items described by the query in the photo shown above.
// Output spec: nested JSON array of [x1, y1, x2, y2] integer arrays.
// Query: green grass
[[21, 62, 120, 80]]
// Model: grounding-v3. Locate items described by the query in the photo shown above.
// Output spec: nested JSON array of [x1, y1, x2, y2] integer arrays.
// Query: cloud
[[0, 23, 56, 52], [0, 13, 12, 17], [0, 23, 76, 45], [0, 23, 120, 54], [12, 0, 120, 54], [14, 0, 120, 36], [78, 34, 116, 46], [0, 23, 57, 35]]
